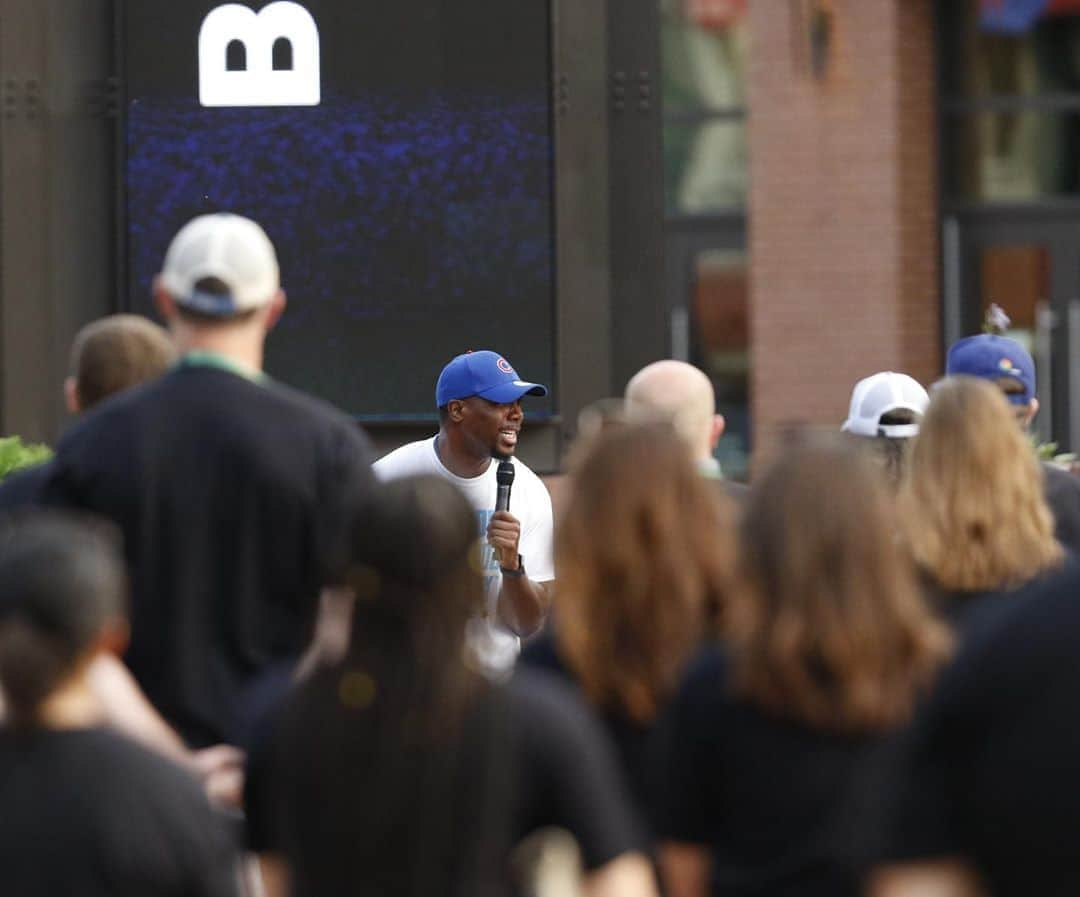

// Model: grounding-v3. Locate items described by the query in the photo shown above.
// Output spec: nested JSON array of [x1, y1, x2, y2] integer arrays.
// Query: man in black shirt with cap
[[41, 213, 374, 747]]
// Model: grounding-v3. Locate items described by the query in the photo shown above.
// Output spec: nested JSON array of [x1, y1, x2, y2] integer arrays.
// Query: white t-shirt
[[374, 437, 555, 673]]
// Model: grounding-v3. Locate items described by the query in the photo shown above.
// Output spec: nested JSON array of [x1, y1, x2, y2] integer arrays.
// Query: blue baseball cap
[[945, 334, 1035, 405], [436, 350, 548, 407]]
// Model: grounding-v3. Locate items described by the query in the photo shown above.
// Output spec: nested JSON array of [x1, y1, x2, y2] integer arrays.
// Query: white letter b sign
[[199, 2, 321, 107]]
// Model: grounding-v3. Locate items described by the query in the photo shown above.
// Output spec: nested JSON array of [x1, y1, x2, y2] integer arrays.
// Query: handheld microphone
[[495, 460, 515, 513]]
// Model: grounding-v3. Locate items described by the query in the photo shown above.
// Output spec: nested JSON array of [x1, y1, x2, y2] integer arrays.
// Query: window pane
[[692, 248, 750, 480], [664, 119, 748, 212], [660, 0, 748, 113], [943, 1, 1080, 99], [945, 111, 1080, 200]]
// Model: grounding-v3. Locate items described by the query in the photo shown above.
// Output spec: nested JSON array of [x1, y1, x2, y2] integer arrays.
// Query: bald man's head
[[624, 360, 723, 462]]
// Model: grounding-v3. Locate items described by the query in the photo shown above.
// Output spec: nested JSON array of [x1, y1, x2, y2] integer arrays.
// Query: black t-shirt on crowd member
[[40, 363, 375, 748], [659, 645, 899, 897], [1043, 462, 1080, 553], [0, 460, 52, 510], [245, 668, 646, 897], [0, 726, 238, 897], [520, 631, 666, 838], [881, 563, 1080, 897]]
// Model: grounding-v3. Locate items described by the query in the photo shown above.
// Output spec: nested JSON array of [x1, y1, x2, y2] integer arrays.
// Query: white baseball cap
[[159, 213, 280, 317], [842, 372, 929, 438]]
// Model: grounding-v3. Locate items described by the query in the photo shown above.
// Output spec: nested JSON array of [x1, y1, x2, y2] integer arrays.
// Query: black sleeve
[[507, 670, 648, 870], [184, 806, 243, 897], [876, 650, 982, 863], [0, 462, 51, 510], [242, 704, 286, 854], [656, 652, 722, 844], [1042, 463, 1080, 554], [316, 421, 376, 585]]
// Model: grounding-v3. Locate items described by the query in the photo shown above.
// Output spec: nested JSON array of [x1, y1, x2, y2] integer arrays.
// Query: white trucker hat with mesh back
[[159, 213, 280, 317], [842, 371, 929, 439]]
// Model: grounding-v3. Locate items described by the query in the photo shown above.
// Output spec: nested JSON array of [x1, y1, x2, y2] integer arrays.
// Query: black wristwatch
[[500, 555, 525, 578]]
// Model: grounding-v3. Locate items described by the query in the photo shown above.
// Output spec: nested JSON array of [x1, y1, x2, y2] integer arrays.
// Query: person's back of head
[[556, 421, 735, 723], [65, 314, 177, 412], [153, 213, 286, 366], [345, 475, 483, 696], [841, 371, 929, 491], [946, 333, 1038, 427], [730, 437, 949, 734], [272, 475, 504, 897], [0, 513, 126, 728], [904, 376, 1062, 593], [625, 360, 722, 464]]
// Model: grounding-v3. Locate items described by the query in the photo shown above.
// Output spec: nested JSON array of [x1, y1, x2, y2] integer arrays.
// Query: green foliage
[[0, 435, 52, 480]]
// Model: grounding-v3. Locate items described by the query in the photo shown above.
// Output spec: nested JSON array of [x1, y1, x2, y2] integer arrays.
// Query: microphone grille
[[496, 460, 515, 486]]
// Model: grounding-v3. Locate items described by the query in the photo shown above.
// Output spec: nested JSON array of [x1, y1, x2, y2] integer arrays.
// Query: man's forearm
[[497, 576, 552, 637]]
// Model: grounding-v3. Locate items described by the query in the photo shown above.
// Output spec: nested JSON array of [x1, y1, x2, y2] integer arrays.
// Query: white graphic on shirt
[[199, 2, 321, 107]]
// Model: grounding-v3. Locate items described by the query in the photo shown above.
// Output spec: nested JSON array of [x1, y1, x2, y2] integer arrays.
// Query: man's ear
[[710, 414, 726, 450], [63, 376, 81, 415], [262, 290, 287, 331], [152, 279, 177, 323], [94, 618, 130, 659], [448, 399, 466, 423], [1022, 398, 1040, 429]]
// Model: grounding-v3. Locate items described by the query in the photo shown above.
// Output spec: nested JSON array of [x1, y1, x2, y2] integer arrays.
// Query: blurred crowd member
[[247, 475, 656, 897], [871, 559, 1080, 897], [903, 376, 1063, 627], [841, 371, 928, 491], [947, 332, 1080, 551], [0, 313, 246, 800], [375, 350, 554, 673], [0, 512, 237, 897], [0, 313, 176, 508], [625, 358, 747, 498], [659, 439, 950, 897], [522, 421, 733, 835], [39, 213, 375, 747]]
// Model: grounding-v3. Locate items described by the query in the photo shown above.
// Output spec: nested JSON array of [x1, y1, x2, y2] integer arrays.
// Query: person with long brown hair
[[246, 475, 658, 897], [902, 376, 1064, 625], [521, 420, 734, 834], [659, 438, 950, 897]]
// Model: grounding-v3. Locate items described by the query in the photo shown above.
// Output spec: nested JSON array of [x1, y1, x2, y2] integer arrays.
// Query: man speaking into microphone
[[374, 350, 554, 673]]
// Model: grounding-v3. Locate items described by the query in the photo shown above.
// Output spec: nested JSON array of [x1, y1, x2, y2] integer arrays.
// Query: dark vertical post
[[0, 0, 114, 442], [606, 0, 666, 394]]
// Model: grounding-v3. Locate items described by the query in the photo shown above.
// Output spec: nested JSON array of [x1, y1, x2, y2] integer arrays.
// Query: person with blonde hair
[[946, 330, 1080, 551], [659, 438, 949, 897], [903, 376, 1063, 624], [521, 421, 734, 835]]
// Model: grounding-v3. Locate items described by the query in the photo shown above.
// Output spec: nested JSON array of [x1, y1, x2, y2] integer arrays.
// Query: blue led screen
[[123, 1, 555, 418]]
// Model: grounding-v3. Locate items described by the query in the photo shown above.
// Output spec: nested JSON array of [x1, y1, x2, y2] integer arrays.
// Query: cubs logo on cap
[[436, 350, 548, 407]]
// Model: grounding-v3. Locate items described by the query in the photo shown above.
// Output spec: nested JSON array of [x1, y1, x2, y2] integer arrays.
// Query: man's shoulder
[[509, 456, 551, 495], [1042, 461, 1080, 499], [373, 438, 438, 480], [0, 461, 53, 510], [1040, 463, 1080, 551]]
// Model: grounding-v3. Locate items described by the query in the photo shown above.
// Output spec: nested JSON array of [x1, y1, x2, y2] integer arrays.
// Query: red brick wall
[[747, 0, 939, 462]]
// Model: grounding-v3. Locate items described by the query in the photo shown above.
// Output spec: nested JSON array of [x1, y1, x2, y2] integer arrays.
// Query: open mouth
[[499, 429, 519, 446]]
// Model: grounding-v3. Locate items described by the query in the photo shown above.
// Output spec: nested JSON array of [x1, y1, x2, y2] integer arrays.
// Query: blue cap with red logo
[[436, 350, 548, 407], [945, 334, 1036, 405]]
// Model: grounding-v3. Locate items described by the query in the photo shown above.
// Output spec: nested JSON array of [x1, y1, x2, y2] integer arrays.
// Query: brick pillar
[[747, 0, 939, 458]]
